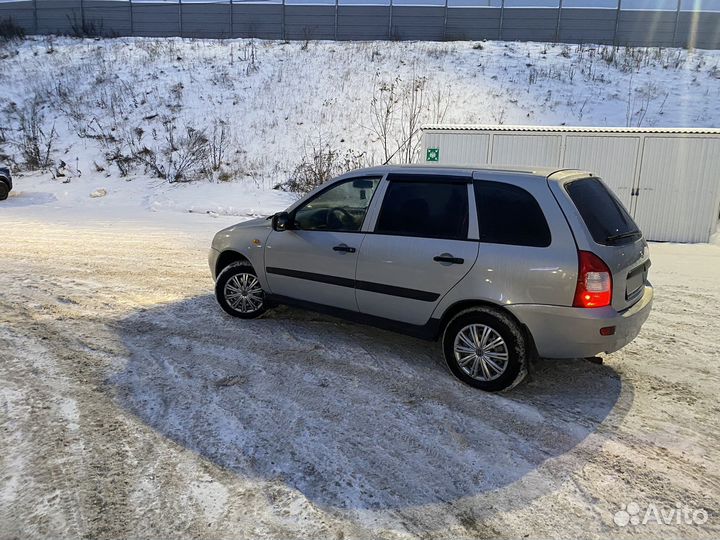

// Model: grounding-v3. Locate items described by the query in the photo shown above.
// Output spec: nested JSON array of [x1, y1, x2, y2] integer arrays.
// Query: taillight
[[573, 251, 612, 308]]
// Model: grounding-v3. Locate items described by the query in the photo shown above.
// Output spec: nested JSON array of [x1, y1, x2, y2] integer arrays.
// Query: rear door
[[355, 174, 479, 326]]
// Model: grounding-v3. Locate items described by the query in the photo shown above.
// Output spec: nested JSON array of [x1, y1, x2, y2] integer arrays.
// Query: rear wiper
[[606, 230, 641, 243]]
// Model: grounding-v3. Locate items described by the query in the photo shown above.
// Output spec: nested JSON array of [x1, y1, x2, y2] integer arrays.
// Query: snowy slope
[[1, 36, 719, 219]]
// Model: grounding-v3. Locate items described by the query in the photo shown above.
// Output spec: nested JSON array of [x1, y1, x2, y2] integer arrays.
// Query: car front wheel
[[442, 307, 528, 391], [0, 182, 8, 201], [215, 262, 267, 319]]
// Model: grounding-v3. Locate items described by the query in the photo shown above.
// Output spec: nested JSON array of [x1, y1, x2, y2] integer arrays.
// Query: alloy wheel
[[453, 324, 510, 382], [223, 273, 264, 314]]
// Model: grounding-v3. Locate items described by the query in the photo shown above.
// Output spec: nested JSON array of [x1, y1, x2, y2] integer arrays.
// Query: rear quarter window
[[565, 177, 640, 245], [474, 181, 551, 247]]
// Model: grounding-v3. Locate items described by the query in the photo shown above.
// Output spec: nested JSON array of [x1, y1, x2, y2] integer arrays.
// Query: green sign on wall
[[426, 147, 440, 162]]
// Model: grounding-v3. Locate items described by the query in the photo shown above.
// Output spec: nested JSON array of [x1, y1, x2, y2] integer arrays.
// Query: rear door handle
[[434, 255, 464, 265], [333, 244, 356, 253]]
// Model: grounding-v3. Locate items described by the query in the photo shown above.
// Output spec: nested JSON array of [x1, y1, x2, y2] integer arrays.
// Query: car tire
[[0, 182, 8, 201], [215, 261, 267, 319], [442, 307, 528, 392]]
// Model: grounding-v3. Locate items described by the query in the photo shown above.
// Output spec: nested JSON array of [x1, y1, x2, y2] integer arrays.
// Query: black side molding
[[355, 280, 439, 302], [266, 267, 440, 302], [266, 267, 354, 288]]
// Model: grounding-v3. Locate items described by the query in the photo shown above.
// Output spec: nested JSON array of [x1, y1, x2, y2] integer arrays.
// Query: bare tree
[[209, 119, 230, 172], [625, 73, 635, 127], [284, 135, 366, 194], [366, 71, 450, 165], [163, 121, 211, 183], [368, 75, 399, 164], [398, 72, 426, 164], [428, 86, 451, 125], [10, 97, 57, 170]]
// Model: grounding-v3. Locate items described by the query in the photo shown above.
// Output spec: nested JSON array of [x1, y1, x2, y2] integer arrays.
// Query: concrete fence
[[0, 1, 719, 49]]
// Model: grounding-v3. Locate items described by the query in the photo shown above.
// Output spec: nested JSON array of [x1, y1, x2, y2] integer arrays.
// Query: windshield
[[566, 178, 641, 245]]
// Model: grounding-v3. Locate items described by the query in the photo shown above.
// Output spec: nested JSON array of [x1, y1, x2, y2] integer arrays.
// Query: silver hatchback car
[[209, 165, 653, 391]]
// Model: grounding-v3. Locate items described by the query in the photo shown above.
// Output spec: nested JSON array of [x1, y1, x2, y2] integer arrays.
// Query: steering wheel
[[326, 207, 355, 229]]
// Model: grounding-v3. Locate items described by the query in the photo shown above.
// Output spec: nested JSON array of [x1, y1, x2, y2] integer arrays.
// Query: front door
[[264, 177, 381, 311], [355, 176, 479, 325]]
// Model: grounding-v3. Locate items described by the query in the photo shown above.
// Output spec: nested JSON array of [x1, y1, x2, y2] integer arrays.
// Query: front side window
[[375, 180, 469, 240], [293, 177, 380, 232], [474, 180, 551, 247]]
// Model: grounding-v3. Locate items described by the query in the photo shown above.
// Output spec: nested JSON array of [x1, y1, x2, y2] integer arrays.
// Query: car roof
[[339, 164, 590, 182]]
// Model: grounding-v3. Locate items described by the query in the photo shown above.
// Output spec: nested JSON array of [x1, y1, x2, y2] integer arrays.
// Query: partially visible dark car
[[0, 167, 11, 200]]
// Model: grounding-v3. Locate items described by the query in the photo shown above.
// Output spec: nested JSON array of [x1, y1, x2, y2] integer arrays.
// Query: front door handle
[[333, 244, 356, 253], [434, 254, 464, 265]]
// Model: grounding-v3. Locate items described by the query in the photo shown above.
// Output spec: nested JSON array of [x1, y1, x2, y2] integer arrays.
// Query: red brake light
[[573, 251, 612, 308]]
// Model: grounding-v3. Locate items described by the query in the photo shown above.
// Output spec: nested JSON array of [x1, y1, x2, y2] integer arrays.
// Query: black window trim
[[366, 230, 472, 241], [385, 173, 472, 184]]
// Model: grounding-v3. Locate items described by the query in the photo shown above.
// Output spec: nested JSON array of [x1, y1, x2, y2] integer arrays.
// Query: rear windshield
[[565, 178, 641, 245]]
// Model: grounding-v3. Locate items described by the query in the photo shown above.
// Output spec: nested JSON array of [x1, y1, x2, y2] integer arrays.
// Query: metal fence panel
[[84, 0, 132, 36], [285, 4, 334, 39], [182, 3, 231, 39], [36, 0, 82, 34], [500, 8, 558, 41], [337, 6, 390, 40], [0, 1, 718, 49], [233, 4, 283, 40], [133, 3, 181, 37], [558, 8, 616, 43], [446, 8, 501, 40], [392, 6, 446, 41], [616, 10, 677, 46], [0, 0, 34, 32], [676, 11, 720, 48]]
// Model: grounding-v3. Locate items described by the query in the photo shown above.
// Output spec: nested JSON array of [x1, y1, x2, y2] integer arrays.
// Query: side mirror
[[272, 211, 291, 232]]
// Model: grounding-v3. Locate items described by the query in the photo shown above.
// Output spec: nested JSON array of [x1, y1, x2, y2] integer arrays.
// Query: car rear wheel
[[442, 307, 528, 391], [215, 262, 267, 319], [0, 182, 8, 201]]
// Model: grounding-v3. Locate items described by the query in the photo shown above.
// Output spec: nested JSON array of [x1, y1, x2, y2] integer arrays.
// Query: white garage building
[[421, 125, 720, 243]]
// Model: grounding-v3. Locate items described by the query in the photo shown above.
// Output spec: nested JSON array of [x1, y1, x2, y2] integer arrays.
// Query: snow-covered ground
[[2, 36, 720, 538], [1, 206, 719, 538], [1, 36, 720, 217]]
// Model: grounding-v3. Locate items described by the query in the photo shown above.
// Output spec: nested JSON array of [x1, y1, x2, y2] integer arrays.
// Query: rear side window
[[474, 181, 551, 247], [375, 180, 469, 240], [565, 178, 640, 245]]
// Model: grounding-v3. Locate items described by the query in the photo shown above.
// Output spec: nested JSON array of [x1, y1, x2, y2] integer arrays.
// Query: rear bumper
[[507, 284, 654, 358]]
